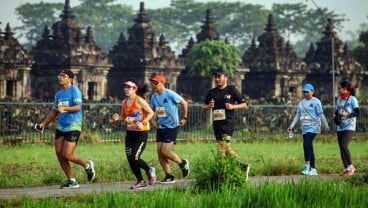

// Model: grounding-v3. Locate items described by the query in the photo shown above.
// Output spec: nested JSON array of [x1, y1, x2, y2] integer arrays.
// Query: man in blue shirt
[[150, 74, 190, 184], [36, 70, 95, 188]]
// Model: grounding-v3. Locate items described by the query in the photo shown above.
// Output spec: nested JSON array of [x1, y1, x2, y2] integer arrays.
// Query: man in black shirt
[[202, 68, 250, 179]]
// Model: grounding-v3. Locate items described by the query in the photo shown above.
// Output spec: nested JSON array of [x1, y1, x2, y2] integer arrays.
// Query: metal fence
[[1, 102, 368, 143]]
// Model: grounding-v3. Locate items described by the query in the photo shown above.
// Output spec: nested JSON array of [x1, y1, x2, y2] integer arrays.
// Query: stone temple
[[0, 0, 366, 104]]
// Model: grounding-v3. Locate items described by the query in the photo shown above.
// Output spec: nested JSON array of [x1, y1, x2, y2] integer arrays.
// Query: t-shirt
[[204, 85, 245, 130], [295, 97, 324, 135], [53, 85, 83, 132], [150, 89, 183, 128], [335, 96, 359, 131]]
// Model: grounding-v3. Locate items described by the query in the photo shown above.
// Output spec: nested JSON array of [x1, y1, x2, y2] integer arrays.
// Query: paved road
[[0, 174, 341, 199]]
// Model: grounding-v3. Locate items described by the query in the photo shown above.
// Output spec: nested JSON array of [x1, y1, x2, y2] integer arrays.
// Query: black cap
[[60, 70, 74, 78], [212, 68, 227, 76]]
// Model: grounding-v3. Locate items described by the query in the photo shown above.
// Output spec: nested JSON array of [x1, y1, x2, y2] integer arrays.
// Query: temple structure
[[0, 1, 366, 104], [303, 18, 365, 103], [30, 0, 112, 101], [108, 2, 184, 99], [0, 23, 33, 99], [242, 14, 306, 104]]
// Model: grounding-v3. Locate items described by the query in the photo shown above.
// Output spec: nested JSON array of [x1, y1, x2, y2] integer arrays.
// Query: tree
[[187, 39, 242, 78], [352, 28, 368, 69], [15, 2, 64, 49]]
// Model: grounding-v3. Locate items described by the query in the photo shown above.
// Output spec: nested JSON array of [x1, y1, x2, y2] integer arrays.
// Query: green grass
[[1, 138, 368, 188], [1, 138, 368, 207]]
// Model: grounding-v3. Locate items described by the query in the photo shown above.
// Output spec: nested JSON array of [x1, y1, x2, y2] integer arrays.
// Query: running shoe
[[159, 174, 176, 184], [301, 165, 310, 175], [308, 168, 318, 176], [180, 159, 190, 177], [60, 180, 79, 189], [130, 180, 147, 190], [85, 160, 96, 181], [147, 167, 156, 185]]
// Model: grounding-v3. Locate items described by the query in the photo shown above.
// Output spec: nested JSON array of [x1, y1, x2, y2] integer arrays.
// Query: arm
[[226, 102, 248, 110], [112, 101, 126, 122], [138, 97, 154, 124], [58, 104, 81, 113], [202, 99, 214, 111], [39, 109, 59, 128], [288, 113, 300, 131], [179, 98, 188, 126], [319, 113, 330, 130]]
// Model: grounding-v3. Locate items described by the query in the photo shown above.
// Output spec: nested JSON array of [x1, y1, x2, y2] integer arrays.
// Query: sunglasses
[[302, 91, 310, 93], [151, 81, 159, 86]]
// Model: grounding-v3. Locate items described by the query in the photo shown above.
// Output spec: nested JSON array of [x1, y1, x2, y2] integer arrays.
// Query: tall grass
[[2, 180, 368, 208], [1, 139, 368, 188], [1, 139, 368, 207]]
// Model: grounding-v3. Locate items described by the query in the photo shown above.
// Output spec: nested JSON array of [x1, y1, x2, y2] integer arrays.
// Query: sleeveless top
[[123, 96, 150, 131]]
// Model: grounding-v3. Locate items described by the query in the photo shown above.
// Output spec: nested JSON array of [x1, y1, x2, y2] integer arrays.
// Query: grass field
[[1, 136, 368, 207]]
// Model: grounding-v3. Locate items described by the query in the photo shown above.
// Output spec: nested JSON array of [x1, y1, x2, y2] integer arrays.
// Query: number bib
[[213, 109, 226, 121], [156, 107, 167, 117], [300, 115, 313, 125]]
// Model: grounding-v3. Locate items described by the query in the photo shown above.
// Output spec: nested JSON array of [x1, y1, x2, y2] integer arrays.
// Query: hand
[[57, 106, 68, 113], [34, 123, 44, 133], [209, 99, 215, 108], [151, 121, 158, 129], [179, 118, 187, 127], [287, 127, 292, 132], [112, 113, 120, 121], [225, 103, 234, 110]]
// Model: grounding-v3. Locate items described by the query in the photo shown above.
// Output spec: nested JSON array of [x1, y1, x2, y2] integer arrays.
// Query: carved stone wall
[[108, 2, 184, 99], [0, 23, 33, 99], [30, 0, 112, 101]]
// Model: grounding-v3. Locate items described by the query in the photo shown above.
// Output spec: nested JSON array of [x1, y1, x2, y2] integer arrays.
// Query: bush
[[192, 151, 247, 192]]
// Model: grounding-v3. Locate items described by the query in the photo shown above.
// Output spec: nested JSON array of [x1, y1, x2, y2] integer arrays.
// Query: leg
[[338, 131, 354, 168], [157, 142, 182, 174]]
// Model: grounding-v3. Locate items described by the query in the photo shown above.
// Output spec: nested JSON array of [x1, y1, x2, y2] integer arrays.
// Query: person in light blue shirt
[[149, 74, 190, 184], [334, 80, 359, 176], [288, 83, 330, 176], [36, 70, 95, 189]]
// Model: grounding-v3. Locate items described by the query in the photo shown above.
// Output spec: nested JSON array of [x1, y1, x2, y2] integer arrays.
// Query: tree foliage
[[187, 39, 242, 78], [13, 0, 348, 56]]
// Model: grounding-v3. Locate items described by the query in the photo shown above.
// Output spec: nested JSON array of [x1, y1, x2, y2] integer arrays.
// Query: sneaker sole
[[61, 185, 79, 189], [159, 180, 176, 184], [87, 160, 95, 181]]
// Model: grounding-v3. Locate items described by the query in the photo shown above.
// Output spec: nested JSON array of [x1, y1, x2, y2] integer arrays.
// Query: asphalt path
[[0, 174, 342, 199]]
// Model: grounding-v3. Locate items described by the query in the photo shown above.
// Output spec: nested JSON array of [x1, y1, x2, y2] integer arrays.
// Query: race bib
[[127, 122, 150, 131], [213, 109, 226, 121], [58, 101, 69, 107], [156, 107, 167, 117], [300, 115, 313, 125]]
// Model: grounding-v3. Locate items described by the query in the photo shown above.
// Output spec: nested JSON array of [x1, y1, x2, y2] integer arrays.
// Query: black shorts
[[55, 130, 81, 143], [214, 129, 233, 141], [156, 127, 179, 143]]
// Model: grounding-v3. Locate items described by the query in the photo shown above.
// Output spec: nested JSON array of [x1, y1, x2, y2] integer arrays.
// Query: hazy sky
[[1, 0, 367, 42]]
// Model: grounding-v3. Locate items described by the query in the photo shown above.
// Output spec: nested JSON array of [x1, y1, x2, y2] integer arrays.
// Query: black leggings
[[337, 130, 354, 168], [125, 131, 150, 182], [303, 132, 317, 168]]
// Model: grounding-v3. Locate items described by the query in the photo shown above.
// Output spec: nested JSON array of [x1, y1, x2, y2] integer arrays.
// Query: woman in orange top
[[112, 79, 155, 189]]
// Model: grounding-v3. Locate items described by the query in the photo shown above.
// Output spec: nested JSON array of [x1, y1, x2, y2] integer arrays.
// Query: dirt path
[[0, 174, 341, 199]]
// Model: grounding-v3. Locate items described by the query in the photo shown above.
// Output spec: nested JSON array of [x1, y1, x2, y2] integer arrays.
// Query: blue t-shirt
[[53, 85, 83, 132], [336, 96, 359, 131], [296, 97, 324, 135], [150, 89, 183, 128]]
